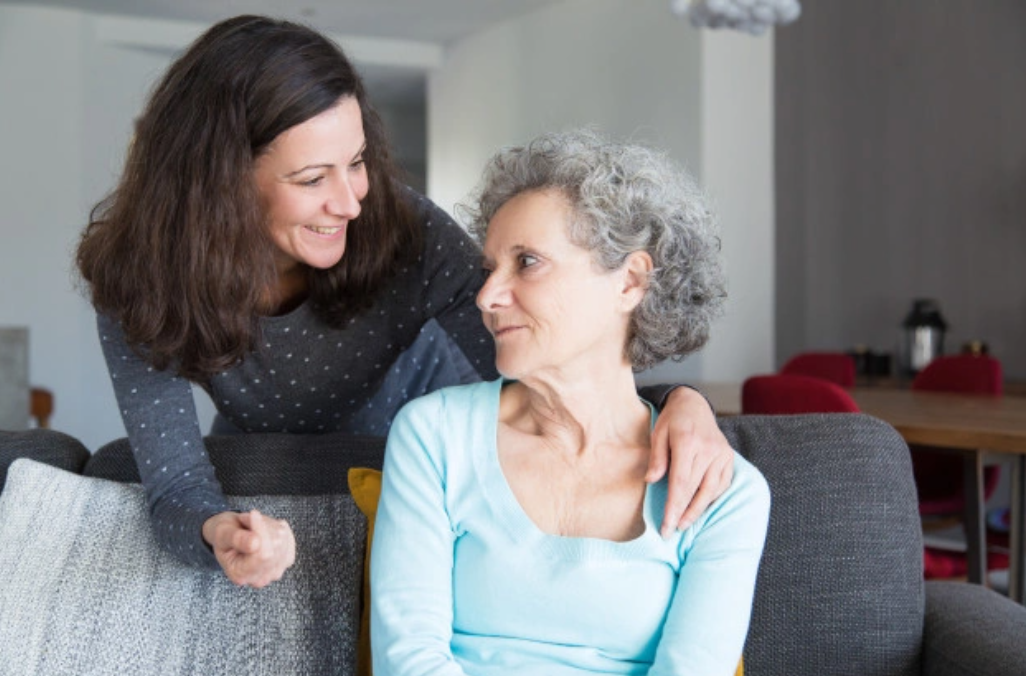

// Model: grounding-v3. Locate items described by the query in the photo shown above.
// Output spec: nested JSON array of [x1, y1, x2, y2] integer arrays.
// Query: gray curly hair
[[459, 128, 726, 371]]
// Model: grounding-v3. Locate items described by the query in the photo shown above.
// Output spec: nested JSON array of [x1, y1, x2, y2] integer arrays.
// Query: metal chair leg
[[1009, 457, 1025, 603], [962, 451, 986, 585]]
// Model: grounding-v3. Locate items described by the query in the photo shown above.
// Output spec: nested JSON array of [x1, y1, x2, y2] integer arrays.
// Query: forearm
[[98, 313, 228, 568], [637, 383, 713, 414]]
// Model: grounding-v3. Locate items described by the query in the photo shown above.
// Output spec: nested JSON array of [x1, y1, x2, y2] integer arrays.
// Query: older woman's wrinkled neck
[[501, 368, 650, 458]]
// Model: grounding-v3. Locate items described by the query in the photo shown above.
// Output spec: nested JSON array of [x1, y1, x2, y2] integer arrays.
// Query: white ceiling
[[2, 0, 568, 44], [3, 0, 570, 106]]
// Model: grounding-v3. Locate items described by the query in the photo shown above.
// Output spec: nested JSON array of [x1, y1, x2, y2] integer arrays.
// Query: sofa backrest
[[86, 431, 386, 490], [2, 414, 925, 676], [721, 413, 924, 676]]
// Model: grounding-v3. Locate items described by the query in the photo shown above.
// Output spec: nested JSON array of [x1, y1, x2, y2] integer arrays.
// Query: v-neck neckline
[[473, 379, 663, 560]]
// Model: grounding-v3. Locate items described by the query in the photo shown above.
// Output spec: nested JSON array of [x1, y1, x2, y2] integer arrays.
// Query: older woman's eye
[[518, 254, 539, 269]]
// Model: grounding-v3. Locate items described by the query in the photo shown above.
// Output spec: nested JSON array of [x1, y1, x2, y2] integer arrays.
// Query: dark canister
[[900, 299, 947, 376]]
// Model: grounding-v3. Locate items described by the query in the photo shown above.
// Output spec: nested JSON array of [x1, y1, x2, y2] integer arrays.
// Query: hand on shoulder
[[647, 386, 735, 538]]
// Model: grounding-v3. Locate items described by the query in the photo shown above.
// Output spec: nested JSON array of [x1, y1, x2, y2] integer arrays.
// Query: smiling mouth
[[305, 225, 345, 237]]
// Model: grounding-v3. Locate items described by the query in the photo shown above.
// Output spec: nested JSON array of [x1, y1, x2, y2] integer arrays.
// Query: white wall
[[1, 1, 774, 448], [1, 7, 96, 445], [0, 7, 206, 450], [428, 0, 774, 384], [696, 30, 775, 381], [0, 6, 439, 449]]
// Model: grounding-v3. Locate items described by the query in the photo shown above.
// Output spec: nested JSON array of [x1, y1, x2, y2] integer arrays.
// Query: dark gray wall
[[775, 1, 1026, 380]]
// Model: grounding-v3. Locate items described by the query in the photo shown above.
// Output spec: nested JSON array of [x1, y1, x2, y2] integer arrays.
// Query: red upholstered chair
[[741, 374, 860, 415], [912, 354, 1003, 398], [911, 354, 1005, 580], [780, 352, 856, 388]]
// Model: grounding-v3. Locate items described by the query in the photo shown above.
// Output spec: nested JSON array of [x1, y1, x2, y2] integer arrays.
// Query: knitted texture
[[0, 459, 364, 676], [85, 431, 387, 491], [4, 416, 1026, 675], [923, 580, 1026, 676], [720, 413, 924, 676]]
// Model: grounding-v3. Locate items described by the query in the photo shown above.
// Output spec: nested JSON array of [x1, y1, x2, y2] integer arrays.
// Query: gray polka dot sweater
[[97, 191, 498, 569]]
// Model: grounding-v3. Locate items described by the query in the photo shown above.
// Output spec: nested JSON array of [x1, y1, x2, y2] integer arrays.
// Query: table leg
[[962, 452, 986, 586], [1010, 457, 1025, 603]]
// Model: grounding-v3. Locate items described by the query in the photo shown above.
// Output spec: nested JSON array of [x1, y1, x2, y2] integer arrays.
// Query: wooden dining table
[[698, 382, 1026, 603]]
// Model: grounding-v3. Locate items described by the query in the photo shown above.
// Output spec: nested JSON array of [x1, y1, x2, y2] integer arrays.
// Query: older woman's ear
[[619, 250, 654, 312]]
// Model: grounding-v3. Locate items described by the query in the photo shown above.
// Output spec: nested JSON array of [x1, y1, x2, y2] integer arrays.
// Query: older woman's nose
[[476, 270, 511, 312]]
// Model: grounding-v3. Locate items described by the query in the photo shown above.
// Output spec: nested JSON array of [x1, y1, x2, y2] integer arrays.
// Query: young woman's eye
[[300, 176, 325, 187], [349, 158, 366, 171]]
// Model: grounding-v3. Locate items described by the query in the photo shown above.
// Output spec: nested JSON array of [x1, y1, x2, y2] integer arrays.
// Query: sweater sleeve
[[97, 313, 230, 569], [411, 192, 499, 382], [636, 383, 714, 414], [648, 456, 771, 676], [370, 394, 468, 676]]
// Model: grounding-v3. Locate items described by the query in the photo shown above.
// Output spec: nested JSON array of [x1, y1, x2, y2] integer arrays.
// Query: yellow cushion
[[345, 467, 745, 676], [347, 467, 383, 676]]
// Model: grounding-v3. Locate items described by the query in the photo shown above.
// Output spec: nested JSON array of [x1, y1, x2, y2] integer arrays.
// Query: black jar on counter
[[899, 299, 947, 377]]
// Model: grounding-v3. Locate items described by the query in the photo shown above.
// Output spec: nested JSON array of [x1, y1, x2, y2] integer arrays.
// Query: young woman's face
[[476, 189, 635, 382], [254, 97, 370, 275]]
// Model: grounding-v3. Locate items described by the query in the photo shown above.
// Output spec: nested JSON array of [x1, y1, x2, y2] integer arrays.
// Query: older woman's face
[[476, 189, 633, 381]]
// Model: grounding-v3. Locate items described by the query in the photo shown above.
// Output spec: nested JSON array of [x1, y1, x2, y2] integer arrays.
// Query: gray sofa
[[1, 414, 1025, 676]]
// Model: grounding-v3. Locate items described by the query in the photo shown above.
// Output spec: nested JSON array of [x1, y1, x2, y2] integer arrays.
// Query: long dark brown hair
[[77, 15, 417, 381]]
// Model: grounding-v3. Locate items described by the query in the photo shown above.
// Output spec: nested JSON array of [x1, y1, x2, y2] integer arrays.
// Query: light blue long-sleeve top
[[371, 379, 770, 676]]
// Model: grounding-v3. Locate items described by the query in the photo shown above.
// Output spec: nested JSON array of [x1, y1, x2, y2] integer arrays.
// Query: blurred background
[[1, 0, 1023, 451]]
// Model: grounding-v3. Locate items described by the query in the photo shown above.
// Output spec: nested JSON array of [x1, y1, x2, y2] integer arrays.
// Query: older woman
[[371, 129, 770, 676]]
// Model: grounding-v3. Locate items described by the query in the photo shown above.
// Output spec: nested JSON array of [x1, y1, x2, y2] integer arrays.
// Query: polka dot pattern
[[95, 189, 499, 569]]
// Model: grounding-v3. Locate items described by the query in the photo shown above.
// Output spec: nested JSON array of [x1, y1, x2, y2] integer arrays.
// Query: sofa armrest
[[923, 580, 1026, 676]]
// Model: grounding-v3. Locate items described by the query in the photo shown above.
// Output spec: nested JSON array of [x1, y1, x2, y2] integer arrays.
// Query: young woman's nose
[[325, 179, 361, 220]]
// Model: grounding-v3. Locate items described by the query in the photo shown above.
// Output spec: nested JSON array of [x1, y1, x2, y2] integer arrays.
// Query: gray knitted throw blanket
[[0, 459, 364, 676]]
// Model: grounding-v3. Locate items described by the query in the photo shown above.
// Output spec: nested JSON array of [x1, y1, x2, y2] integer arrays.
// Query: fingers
[[236, 510, 264, 552], [648, 410, 705, 537], [230, 513, 261, 554], [645, 421, 671, 483], [672, 455, 733, 534], [660, 449, 704, 539], [203, 511, 244, 551], [651, 387, 736, 538], [212, 510, 297, 588]]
